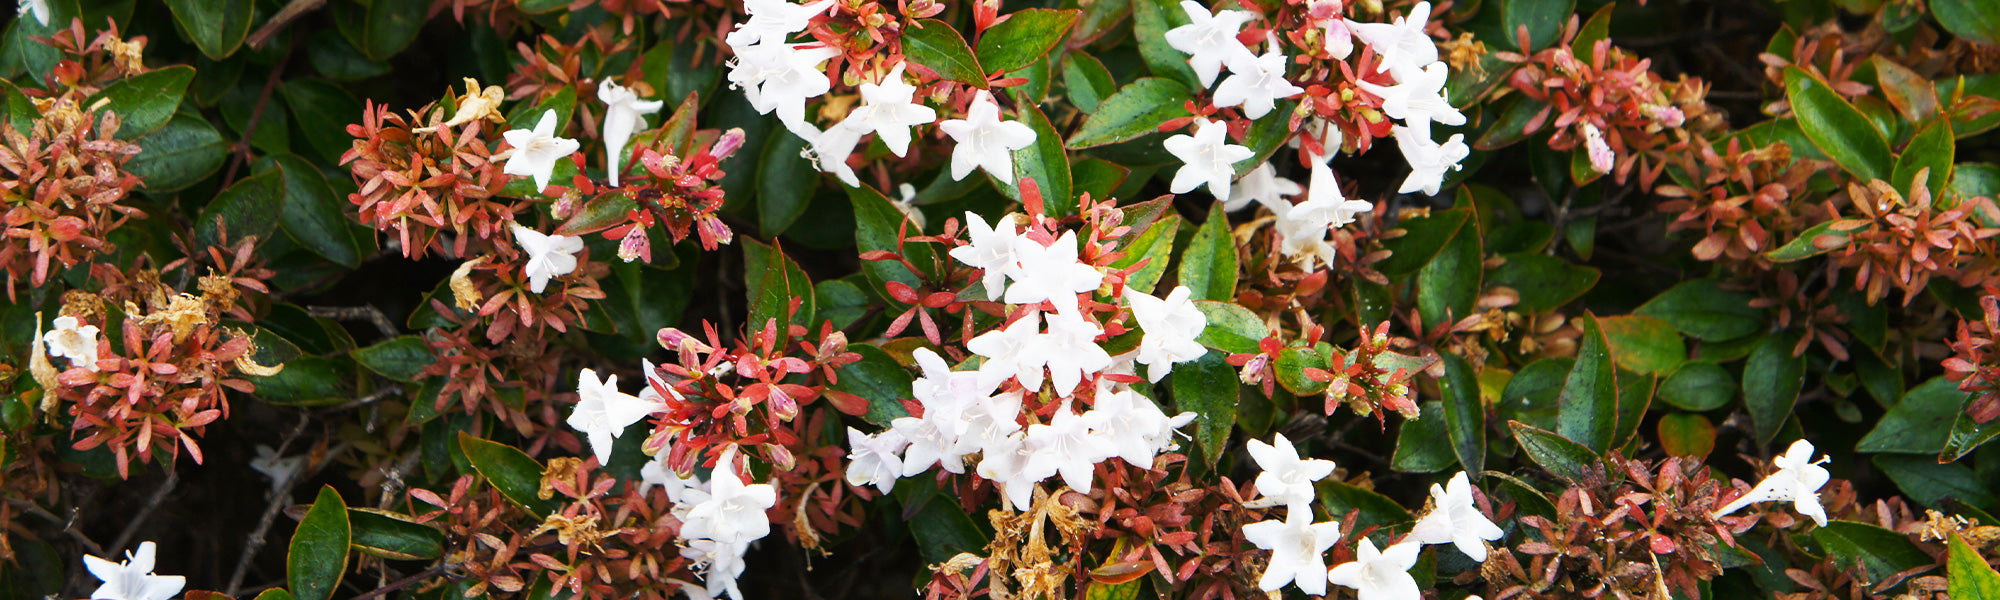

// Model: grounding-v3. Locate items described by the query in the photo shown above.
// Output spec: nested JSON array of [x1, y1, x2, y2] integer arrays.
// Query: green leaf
[[360, 0, 427, 60], [1482, 471, 1557, 521], [903, 20, 987, 87], [1508, 421, 1604, 484], [127, 113, 229, 194], [1131, 0, 1200, 89], [828, 344, 914, 427], [849, 183, 936, 305], [1485, 253, 1597, 311], [1891, 117, 1954, 201], [347, 508, 445, 561], [351, 336, 434, 383], [85, 66, 195, 140], [262, 155, 364, 267], [246, 356, 353, 406], [195, 168, 286, 250], [305, 29, 390, 82], [1570, 3, 1614, 56], [1179, 204, 1239, 302], [1949, 529, 2000, 596], [1071, 157, 1130, 202], [1374, 208, 1470, 278], [1784, 66, 1892, 181], [1504, 0, 1577, 52], [996, 90, 1073, 214], [0, 0, 78, 85], [757, 132, 817, 236], [278, 79, 364, 165], [457, 432, 559, 518], [1274, 343, 1333, 396], [1557, 314, 1618, 453], [553, 190, 636, 238], [1634, 279, 1764, 342], [1872, 56, 1940, 123], [1858, 377, 1966, 454], [1232, 101, 1296, 178], [1942, 402, 2000, 463], [1596, 315, 1686, 375], [1439, 352, 1486, 476], [1811, 521, 1933, 583], [164, 0, 254, 60], [1109, 214, 1180, 294], [1614, 371, 1656, 449], [288, 487, 351, 600], [1932, 0, 2000, 46], [1062, 53, 1116, 113], [1474, 95, 1550, 150], [894, 478, 990, 564], [1417, 214, 1481, 327], [1658, 361, 1736, 411], [1191, 300, 1265, 354], [1393, 402, 1455, 473], [741, 238, 817, 338], [1657, 413, 1716, 458], [1067, 78, 1193, 149], [1873, 454, 1998, 510], [1743, 332, 1807, 445], [1500, 358, 1571, 431], [1316, 479, 1414, 534], [1171, 352, 1238, 466], [976, 9, 1079, 74]]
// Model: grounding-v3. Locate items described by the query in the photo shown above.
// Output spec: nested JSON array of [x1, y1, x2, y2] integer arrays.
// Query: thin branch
[[4, 498, 104, 556], [220, 45, 293, 187], [348, 562, 458, 600], [108, 470, 180, 553], [224, 414, 337, 596], [246, 0, 327, 49], [316, 384, 406, 416], [306, 305, 403, 340]]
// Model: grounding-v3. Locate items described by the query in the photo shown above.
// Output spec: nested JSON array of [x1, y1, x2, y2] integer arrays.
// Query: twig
[[306, 305, 403, 340], [4, 498, 104, 556], [348, 562, 457, 600], [246, 0, 327, 49], [108, 470, 180, 553], [316, 384, 406, 416], [224, 414, 310, 596], [220, 45, 293, 186]]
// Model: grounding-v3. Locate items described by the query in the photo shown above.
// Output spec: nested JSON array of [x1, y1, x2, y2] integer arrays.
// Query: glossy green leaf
[[1858, 377, 1966, 454], [1482, 471, 1557, 520], [126, 113, 229, 194], [976, 9, 1079, 74], [1557, 314, 1617, 453], [1417, 213, 1480, 327], [1932, 0, 2000, 46], [360, 0, 427, 60], [1743, 332, 1807, 445], [1191, 300, 1265, 354], [1231, 101, 1296, 178], [1634, 279, 1764, 342], [1504, 0, 1576, 52], [1171, 352, 1238, 466], [263, 155, 364, 267], [1317, 479, 1414, 533], [1873, 454, 1997, 510], [1509, 421, 1603, 483], [0, 0, 78, 84], [757, 132, 817, 236], [1949, 529, 2000, 596], [347, 508, 445, 561], [849, 182, 937, 305], [86, 65, 194, 139], [288, 487, 351, 600], [1784, 66, 1891, 181], [1500, 358, 1571, 431], [828, 344, 915, 427], [1596, 315, 1686, 375], [252, 588, 294, 600], [1274, 343, 1333, 396], [1067, 78, 1193, 148], [895, 478, 989, 564], [1485, 253, 1597, 311], [1062, 53, 1116, 113], [997, 90, 1073, 214], [279, 79, 364, 165], [1109, 215, 1181, 294], [1375, 208, 1470, 278], [246, 356, 352, 406], [1614, 371, 1656, 449], [1891, 117, 1954, 201], [1570, 3, 1614, 56], [1393, 404, 1455, 472], [458, 432, 559, 518], [1179, 204, 1239, 302], [1657, 361, 1736, 411], [903, 20, 987, 86], [1942, 402, 2000, 463], [195, 168, 286, 251], [741, 238, 817, 338], [351, 336, 435, 383], [1132, 0, 1200, 89], [1811, 521, 1932, 583], [164, 0, 254, 60], [1473, 95, 1551, 150], [1440, 352, 1486, 476]]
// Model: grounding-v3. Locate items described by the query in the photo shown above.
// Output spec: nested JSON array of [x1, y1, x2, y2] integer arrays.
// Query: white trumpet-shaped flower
[[678, 448, 779, 544], [501, 110, 581, 194], [1346, 1, 1438, 78], [940, 90, 1037, 183], [598, 79, 663, 187], [1124, 285, 1208, 382], [1225, 162, 1302, 213], [728, 41, 840, 137], [1391, 125, 1468, 196], [43, 315, 100, 372], [1712, 439, 1832, 526], [1037, 309, 1113, 397], [1408, 471, 1505, 561], [1326, 538, 1423, 600], [1083, 385, 1193, 470], [1211, 37, 1304, 119], [948, 211, 1023, 301], [1163, 0, 1257, 88], [725, 0, 835, 47], [1164, 119, 1254, 199], [839, 63, 937, 157], [1022, 403, 1111, 493], [1001, 230, 1103, 314], [508, 222, 585, 294], [567, 368, 666, 465], [1248, 433, 1336, 508], [1241, 508, 1342, 595], [808, 122, 866, 186], [844, 427, 909, 494], [1355, 61, 1463, 139], [966, 312, 1047, 391], [83, 542, 185, 600]]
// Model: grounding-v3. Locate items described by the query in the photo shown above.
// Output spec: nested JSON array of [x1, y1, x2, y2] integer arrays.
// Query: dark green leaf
[[457, 432, 559, 518], [86, 65, 195, 139], [1508, 421, 1604, 484], [1785, 66, 1892, 181], [1108, 215, 1180, 294], [262, 155, 363, 267], [902, 20, 987, 87], [1417, 213, 1480, 327], [1067, 78, 1193, 148], [347, 508, 445, 561], [0, 0, 78, 85], [1473, 96, 1550, 150], [757, 131, 817, 236], [278, 79, 364, 165], [1614, 371, 1656, 448], [1858, 377, 1966, 454], [1595, 315, 1686, 375], [1873, 454, 1997, 510], [1178, 203, 1239, 302], [195, 168, 286, 250], [894, 478, 990, 564], [1811, 521, 1932, 583], [1191, 300, 1264, 354], [1657, 361, 1736, 411], [126, 113, 229, 194], [741, 238, 817, 338], [1131, 0, 1200, 88], [1062, 53, 1116, 113], [164, 0, 254, 60], [1557, 314, 1617, 453], [361, 0, 427, 60], [1374, 208, 1470, 278], [1392, 402, 1455, 473], [1942, 402, 2000, 463], [1171, 352, 1238, 467], [1231, 101, 1296, 178], [1743, 332, 1807, 445], [828, 344, 915, 427], [351, 336, 435, 383], [849, 183, 936, 305], [1634, 279, 1764, 342], [288, 487, 351, 600], [996, 90, 1072, 214], [1482, 471, 1557, 520], [1440, 352, 1486, 475], [1570, 3, 1614, 56], [1657, 413, 1716, 458], [1500, 358, 1572, 431], [1316, 479, 1414, 533], [305, 29, 390, 81], [1931, 0, 2000, 46], [246, 356, 352, 406], [976, 9, 1079, 74], [1891, 117, 1954, 201], [1274, 343, 1333, 396], [1485, 253, 1596, 311], [1504, 0, 1576, 52], [553, 190, 636, 237]]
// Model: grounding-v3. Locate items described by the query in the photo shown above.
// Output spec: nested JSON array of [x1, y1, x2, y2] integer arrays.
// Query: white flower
[[808, 121, 866, 186], [1241, 508, 1342, 595], [1001, 230, 1103, 314], [1346, 1, 1438, 77], [949, 389, 1025, 466], [948, 211, 1023, 301], [1023, 403, 1110, 493], [18, 0, 48, 26], [1408, 472, 1505, 561], [1391, 125, 1468, 196], [1582, 123, 1615, 174], [1164, 119, 1255, 199], [725, 0, 836, 47], [894, 183, 929, 229], [1312, 0, 1354, 59], [1083, 386, 1193, 469], [1355, 61, 1463, 139], [845, 427, 909, 494], [43, 315, 100, 372], [1224, 162, 1302, 212], [1038, 309, 1114, 397], [249, 444, 304, 495], [641, 453, 705, 503], [598, 79, 664, 187], [83, 542, 185, 600], [839, 63, 937, 157], [1124, 286, 1208, 382], [728, 41, 840, 137], [1326, 538, 1423, 600], [567, 369, 665, 465], [508, 222, 585, 294], [1248, 433, 1336, 508], [1306, 160, 1373, 229], [966, 312, 1047, 390], [975, 431, 1039, 510], [1211, 38, 1303, 119], [1162, 0, 1257, 88], [681, 539, 751, 600], [893, 348, 986, 475], [680, 448, 778, 544], [1712, 439, 1832, 526], [912, 347, 997, 420], [939, 90, 1037, 182], [501, 110, 581, 194], [1273, 162, 1371, 268]]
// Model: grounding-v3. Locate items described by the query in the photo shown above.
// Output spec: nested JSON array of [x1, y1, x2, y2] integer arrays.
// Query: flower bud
[[700, 216, 735, 246], [657, 327, 715, 353], [767, 385, 800, 421], [764, 443, 796, 471], [617, 226, 649, 263], [817, 330, 849, 357], [551, 189, 582, 219], [1239, 354, 1268, 385], [1582, 124, 1614, 175], [710, 128, 747, 160]]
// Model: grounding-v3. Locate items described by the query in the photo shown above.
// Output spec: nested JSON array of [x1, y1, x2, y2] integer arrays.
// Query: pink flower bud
[[617, 226, 649, 263], [657, 327, 715, 353], [1647, 104, 1685, 128], [767, 385, 799, 421], [763, 443, 796, 471], [700, 216, 734, 246], [1582, 124, 1615, 175], [551, 189, 582, 219], [710, 128, 747, 160]]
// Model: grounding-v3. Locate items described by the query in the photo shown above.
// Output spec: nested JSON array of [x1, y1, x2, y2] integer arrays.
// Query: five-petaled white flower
[[44, 315, 100, 372], [725, 0, 836, 47], [940, 90, 1038, 183], [501, 110, 581, 194], [1212, 37, 1304, 119], [679, 448, 779, 544], [808, 122, 866, 186], [975, 431, 1039, 510], [508, 222, 585, 293], [18, 0, 49, 26], [681, 539, 751, 600], [1002, 230, 1103, 313], [1225, 162, 1302, 212], [729, 41, 840, 137], [1355, 61, 1463, 139], [83, 542, 185, 600], [1163, 0, 1258, 88], [948, 211, 1023, 301], [1307, 159, 1374, 229], [1023, 403, 1111, 493], [844, 427, 909, 494], [1248, 433, 1337, 508], [1083, 385, 1193, 469], [598, 79, 664, 187], [567, 368, 665, 465], [1326, 538, 1423, 600], [1712, 438, 1832, 526], [641, 453, 705, 504], [949, 389, 1025, 467], [1242, 508, 1342, 595], [840, 63, 937, 157], [966, 312, 1047, 392], [1408, 471, 1506, 561], [1310, 0, 1353, 59], [1165, 119, 1255, 199], [1346, 1, 1438, 77], [1391, 125, 1468, 196], [1124, 286, 1209, 382], [1038, 310, 1114, 397]]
